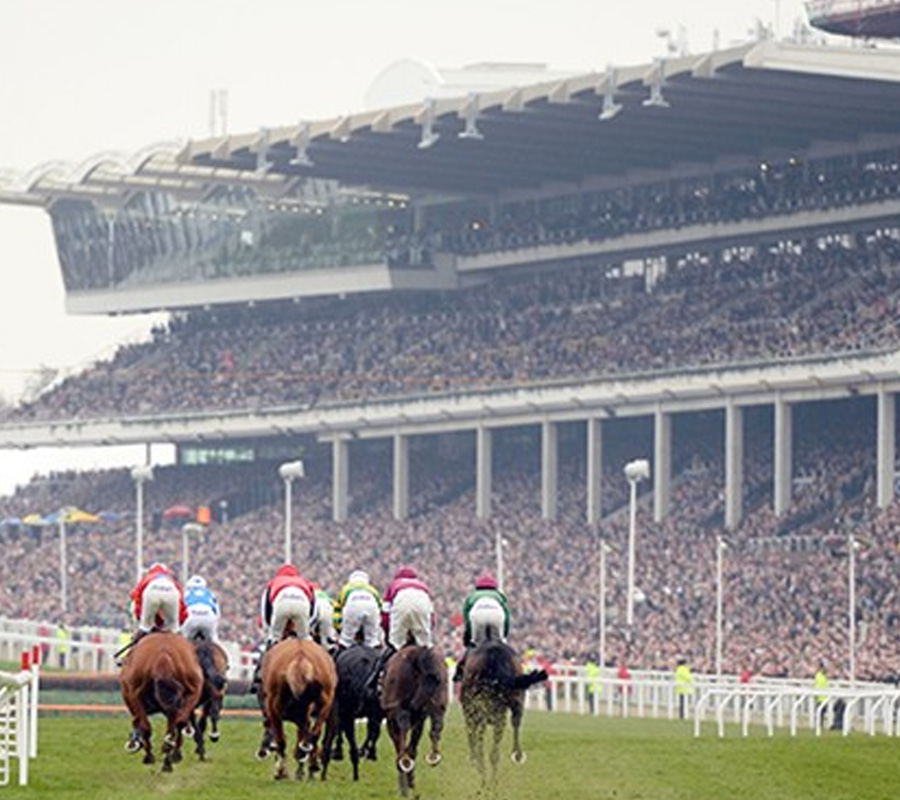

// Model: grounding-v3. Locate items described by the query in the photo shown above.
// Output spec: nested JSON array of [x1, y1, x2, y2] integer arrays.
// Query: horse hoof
[[209, 730, 220, 742], [183, 725, 194, 738], [511, 750, 527, 765], [398, 755, 415, 774], [331, 748, 344, 761], [143, 754, 155, 765], [425, 752, 442, 767], [256, 749, 269, 762], [162, 761, 173, 773], [125, 739, 141, 754]]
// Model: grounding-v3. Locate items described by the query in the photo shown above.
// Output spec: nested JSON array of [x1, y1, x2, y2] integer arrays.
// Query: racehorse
[[328, 644, 383, 780], [259, 637, 338, 781], [191, 639, 229, 760], [459, 638, 547, 786], [381, 645, 448, 798], [119, 632, 204, 772]]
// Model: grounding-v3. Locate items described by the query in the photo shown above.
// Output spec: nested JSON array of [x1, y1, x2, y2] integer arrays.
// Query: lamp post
[[181, 522, 204, 584], [623, 459, 650, 629], [58, 512, 68, 615], [848, 526, 858, 686], [715, 535, 727, 679], [131, 464, 154, 582], [495, 529, 505, 592], [279, 460, 305, 564], [599, 536, 611, 669]]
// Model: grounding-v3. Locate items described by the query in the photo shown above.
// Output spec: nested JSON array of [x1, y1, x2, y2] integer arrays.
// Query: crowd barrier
[[0, 650, 40, 787]]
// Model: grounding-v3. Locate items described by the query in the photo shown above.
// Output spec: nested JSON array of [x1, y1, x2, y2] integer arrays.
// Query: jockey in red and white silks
[[259, 564, 316, 645], [131, 563, 187, 634], [382, 565, 434, 650]]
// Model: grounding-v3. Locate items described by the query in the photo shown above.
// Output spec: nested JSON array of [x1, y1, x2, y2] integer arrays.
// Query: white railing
[[0, 653, 39, 787]]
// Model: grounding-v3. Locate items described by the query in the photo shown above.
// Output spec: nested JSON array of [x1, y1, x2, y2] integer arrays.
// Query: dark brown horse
[[328, 644, 383, 780], [381, 645, 447, 797], [191, 639, 229, 760], [260, 638, 337, 781], [460, 639, 547, 786], [119, 632, 204, 772]]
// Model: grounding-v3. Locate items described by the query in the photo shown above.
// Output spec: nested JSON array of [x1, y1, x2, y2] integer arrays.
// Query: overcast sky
[[0, 0, 809, 495]]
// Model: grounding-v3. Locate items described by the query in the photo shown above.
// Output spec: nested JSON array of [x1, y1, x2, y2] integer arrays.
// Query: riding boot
[[365, 644, 395, 694], [249, 641, 271, 695], [453, 649, 468, 683]]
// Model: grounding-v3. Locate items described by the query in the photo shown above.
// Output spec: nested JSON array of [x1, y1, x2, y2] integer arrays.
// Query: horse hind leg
[[510, 701, 527, 764], [425, 710, 444, 767]]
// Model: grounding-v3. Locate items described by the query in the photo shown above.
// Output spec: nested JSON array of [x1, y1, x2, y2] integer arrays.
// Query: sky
[[0, 0, 810, 496]]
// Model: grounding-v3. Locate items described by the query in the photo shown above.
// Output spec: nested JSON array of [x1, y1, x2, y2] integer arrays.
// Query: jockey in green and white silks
[[462, 572, 510, 647]]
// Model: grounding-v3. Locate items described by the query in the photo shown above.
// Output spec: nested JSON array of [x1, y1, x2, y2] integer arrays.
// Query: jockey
[[454, 571, 510, 681], [367, 565, 435, 692], [181, 574, 221, 643], [130, 562, 187, 641], [310, 582, 337, 649], [259, 563, 316, 646], [334, 569, 384, 649]]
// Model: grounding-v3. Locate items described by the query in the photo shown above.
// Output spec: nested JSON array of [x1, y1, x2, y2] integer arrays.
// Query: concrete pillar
[[542, 421, 559, 521], [587, 418, 603, 524], [654, 409, 672, 523], [393, 434, 410, 521], [725, 403, 744, 529], [476, 426, 493, 520], [332, 438, 349, 522], [774, 399, 793, 516], [878, 389, 896, 509]]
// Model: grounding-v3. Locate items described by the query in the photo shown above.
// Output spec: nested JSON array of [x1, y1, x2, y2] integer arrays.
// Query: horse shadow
[[119, 632, 204, 773], [381, 644, 448, 798], [459, 639, 547, 788], [327, 644, 383, 780]]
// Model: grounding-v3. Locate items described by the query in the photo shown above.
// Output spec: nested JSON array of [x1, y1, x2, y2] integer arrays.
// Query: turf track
[[4, 707, 899, 800]]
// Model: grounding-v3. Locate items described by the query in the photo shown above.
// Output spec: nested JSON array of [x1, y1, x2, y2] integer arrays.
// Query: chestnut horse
[[260, 638, 337, 781], [381, 645, 447, 798], [329, 644, 383, 780], [191, 639, 229, 760], [459, 639, 547, 787], [119, 632, 204, 772]]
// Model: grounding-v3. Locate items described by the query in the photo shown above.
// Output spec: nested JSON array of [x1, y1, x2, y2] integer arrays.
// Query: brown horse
[[381, 645, 448, 798], [460, 639, 547, 787], [191, 639, 229, 760], [260, 638, 337, 781], [119, 632, 204, 772]]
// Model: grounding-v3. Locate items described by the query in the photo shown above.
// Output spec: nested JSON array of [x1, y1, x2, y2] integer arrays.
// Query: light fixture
[[290, 122, 313, 167], [643, 59, 670, 109], [255, 127, 271, 173], [599, 65, 623, 121], [458, 93, 484, 140]]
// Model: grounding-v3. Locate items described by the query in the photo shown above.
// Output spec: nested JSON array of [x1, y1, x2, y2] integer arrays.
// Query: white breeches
[[339, 591, 384, 648], [312, 596, 336, 646], [269, 587, 311, 642], [388, 588, 433, 650], [181, 604, 220, 642], [469, 597, 506, 644], [139, 577, 180, 633]]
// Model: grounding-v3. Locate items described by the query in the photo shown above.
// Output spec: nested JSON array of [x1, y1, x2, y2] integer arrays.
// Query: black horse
[[191, 639, 229, 760], [381, 645, 447, 798], [459, 639, 547, 787], [328, 645, 383, 780]]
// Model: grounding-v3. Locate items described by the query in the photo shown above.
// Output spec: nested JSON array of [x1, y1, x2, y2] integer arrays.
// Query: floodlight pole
[[715, 536, 726, 679], [624, 459, 649, 629], [279, 461, 305, 564], [131, 465, 154, 582], [848, 527, 857, 686]]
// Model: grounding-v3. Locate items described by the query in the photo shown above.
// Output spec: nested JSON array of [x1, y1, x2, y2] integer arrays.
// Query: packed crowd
[[1, 399, 897, 681], [8, 227, 900, 424]]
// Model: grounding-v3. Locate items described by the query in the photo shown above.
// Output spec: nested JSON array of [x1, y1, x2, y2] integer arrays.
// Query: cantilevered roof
[[6, 39, 900, 208]]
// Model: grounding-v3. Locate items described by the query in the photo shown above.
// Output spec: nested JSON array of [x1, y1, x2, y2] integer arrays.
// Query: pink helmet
[[394, 565, 418, 580], [275, 564, 300, 578], [475, 572, 498, 590]]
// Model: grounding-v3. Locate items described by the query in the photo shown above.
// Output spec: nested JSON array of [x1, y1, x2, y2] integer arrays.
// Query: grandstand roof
[[6, 40, 900, 207]]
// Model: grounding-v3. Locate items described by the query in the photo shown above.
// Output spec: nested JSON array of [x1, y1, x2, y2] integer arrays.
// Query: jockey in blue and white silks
[[181, 574, 221, 642]]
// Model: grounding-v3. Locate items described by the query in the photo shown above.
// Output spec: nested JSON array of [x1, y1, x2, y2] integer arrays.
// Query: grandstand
[[3, 39, 900, 681]]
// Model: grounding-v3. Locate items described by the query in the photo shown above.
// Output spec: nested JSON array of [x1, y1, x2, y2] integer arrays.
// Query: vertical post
[[284, 477, 293, 564], [182, 524, 190, 585], [495, 529, 505, 592], [627, 480, 637, 628], [58, 516, 67, 615], [599, 536, 608, 668], [131, 465, 153, 583], [848, 527, 856, 686], [715, 535, 725, 679]]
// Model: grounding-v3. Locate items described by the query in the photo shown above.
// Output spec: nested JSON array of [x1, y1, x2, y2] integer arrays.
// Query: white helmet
[[349, 569, 369, 585], [186, 575, 207, 589]]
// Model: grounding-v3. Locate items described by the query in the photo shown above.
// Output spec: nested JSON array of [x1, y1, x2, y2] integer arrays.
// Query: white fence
[[0, 657, 39, 787]]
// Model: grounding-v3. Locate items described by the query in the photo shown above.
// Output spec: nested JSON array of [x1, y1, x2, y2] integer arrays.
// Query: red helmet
[[394, 565, 418, 580], [475, 572, 498, 590], [275, 564, 300, 578]]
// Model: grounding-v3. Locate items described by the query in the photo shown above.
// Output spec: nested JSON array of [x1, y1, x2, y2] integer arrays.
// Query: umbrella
[[0, 516, 22, 527], [22, 513, 48, 527], [62, 507, 101, 524], [162, 505, 194, 521]]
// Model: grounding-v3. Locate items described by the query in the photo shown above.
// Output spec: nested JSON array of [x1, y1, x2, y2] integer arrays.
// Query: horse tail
[[153, 652, 187, 714], [286, 652, 317, 697], [197, 645, 227, 691], [513, 669, 548, 691], [413, 649, 442, 704]]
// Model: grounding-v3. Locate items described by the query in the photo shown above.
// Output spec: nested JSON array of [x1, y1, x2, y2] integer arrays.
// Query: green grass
[[3, 710, 899, 800]]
